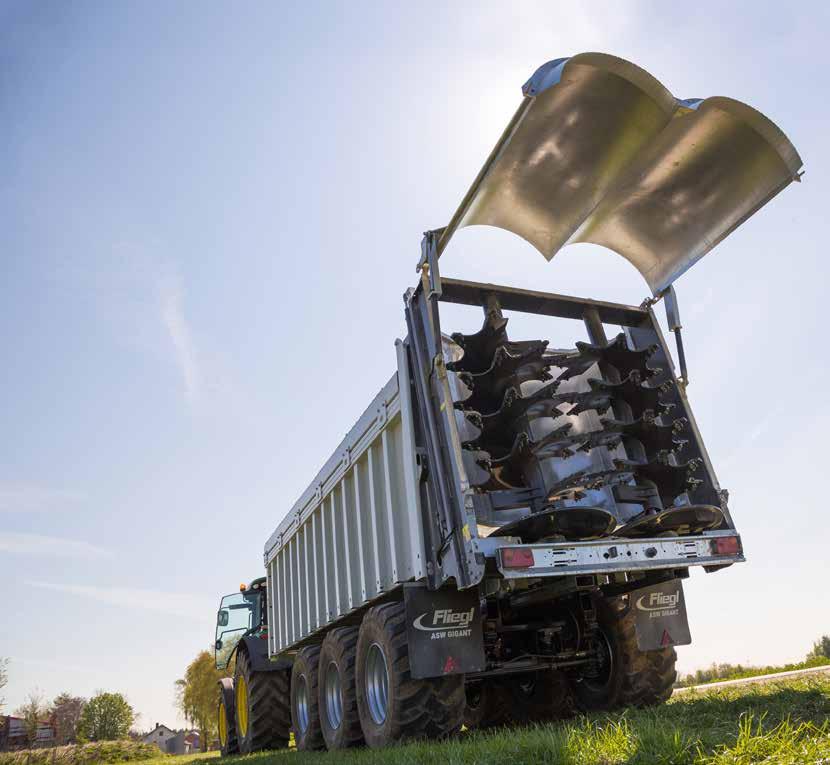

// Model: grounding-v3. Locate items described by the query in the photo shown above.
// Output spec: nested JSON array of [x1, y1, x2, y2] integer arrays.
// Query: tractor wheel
[[355, 602, 465, 748], [571, 595, 677, 711], [463, 679, 512, 729], [290, 646, 325, 751], [504, 670, 573, 723], [217, 680, 238, 756], [233, 648, 291, 753], [319, 627, 364, 750]]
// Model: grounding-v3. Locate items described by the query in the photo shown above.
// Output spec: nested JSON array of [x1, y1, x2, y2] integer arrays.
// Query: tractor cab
[[214, 577, 266, 670]]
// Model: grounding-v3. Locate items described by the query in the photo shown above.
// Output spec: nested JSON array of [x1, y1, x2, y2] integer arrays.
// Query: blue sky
[[1, 1, 827, 729]]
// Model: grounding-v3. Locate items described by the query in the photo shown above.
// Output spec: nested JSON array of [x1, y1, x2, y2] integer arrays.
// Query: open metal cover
[[438, 53, 802, 294]]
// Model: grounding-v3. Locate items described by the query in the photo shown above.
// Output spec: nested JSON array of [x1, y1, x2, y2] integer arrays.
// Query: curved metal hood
[[437, 53, 802, 295]]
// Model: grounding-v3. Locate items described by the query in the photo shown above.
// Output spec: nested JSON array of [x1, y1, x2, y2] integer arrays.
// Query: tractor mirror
[[217, 610, 229, 627], [215, 639, 223, 651]]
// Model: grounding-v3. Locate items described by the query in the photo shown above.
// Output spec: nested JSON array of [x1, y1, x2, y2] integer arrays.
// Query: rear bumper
[[493, 530, 744, 579]]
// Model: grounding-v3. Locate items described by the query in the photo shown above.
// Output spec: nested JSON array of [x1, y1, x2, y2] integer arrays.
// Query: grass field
[[6, 674, 828, 765], [135, 674, 830, 765]]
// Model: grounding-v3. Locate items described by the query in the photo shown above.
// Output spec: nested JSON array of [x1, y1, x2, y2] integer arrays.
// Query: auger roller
[[543, 333, 659, 382], [448, 298, 703, 539]]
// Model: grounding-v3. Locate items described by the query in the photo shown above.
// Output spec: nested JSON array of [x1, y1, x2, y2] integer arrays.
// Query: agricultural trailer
[[212, 52, 802, 753]]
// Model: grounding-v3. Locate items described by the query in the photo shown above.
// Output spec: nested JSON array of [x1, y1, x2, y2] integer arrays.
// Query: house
[[141, 724, 200, 755], [0, 716, 56, 750], [141, 723, 177, 752], [166, 730, 200, 755], [184, 732, 200, 752]]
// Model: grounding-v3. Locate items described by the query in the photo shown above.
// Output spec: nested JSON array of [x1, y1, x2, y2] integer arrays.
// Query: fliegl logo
[[636, 590, 681, 614], [413, 608, 474, 640]]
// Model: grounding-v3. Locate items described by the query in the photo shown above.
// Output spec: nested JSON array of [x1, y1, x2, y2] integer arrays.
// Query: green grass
[[676, 656, 830, 687], [11, 675, 829, 765], [222, 675, 828, 765], [0, 741, 164, 765], [125, 755, 219, 765]]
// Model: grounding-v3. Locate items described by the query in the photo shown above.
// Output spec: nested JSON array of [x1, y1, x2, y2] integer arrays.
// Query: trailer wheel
[[504, 670, 573, 722], [356, 602, 465, 748], [463, 679, 511, 729], [571, 596, 677, 711], [290, 646, 325, 751], [217, 680, 238, 756], [234, 649, 290, 753], [319, 627, 364, 750]]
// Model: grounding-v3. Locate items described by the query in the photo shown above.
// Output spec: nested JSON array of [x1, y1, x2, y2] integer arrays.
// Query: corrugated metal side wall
[[265, 348, 425, 655]]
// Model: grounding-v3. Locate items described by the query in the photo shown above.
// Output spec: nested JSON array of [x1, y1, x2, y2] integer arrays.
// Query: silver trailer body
[[264, 343, 425, 655]]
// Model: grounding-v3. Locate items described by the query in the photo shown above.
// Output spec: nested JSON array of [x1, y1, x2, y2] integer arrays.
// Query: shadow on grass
[[213, 677, 830, 765]]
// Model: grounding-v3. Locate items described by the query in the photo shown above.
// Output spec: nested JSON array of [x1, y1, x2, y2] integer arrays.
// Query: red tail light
[[501, 547, 535, 569], [712, 536, 741, 555]]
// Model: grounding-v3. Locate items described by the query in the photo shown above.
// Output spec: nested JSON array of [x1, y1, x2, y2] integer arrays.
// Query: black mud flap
[[631, 580, 692, 651], [403, 583, 485, 679]]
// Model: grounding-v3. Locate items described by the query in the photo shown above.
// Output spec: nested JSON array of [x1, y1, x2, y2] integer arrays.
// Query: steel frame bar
[[438, 278, 648, 326]]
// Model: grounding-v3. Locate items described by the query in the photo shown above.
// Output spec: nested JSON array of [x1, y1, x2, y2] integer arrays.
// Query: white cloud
[[0, 531, 111, 558], [158, 266, 200, 405], [26, 581, 215, 621], [0, 484, 83, 513]]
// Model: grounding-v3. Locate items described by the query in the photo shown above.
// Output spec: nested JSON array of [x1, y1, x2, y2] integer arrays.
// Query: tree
[[50, 693, 86, 745], [176, 650, 228, 752], [15, 690, 48, 746], [77, 692, 134, 742], [808, 635, 830, 660], [0, 658, 8, 712]]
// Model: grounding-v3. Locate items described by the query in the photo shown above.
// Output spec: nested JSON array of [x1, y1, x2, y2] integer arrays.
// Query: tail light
[[711, 536, 741, 555], [500, 547, 535, 569]]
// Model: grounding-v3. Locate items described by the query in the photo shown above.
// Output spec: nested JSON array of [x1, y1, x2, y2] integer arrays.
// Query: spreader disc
[[615, 504, 724, 538], [491, 506, 617, 542]]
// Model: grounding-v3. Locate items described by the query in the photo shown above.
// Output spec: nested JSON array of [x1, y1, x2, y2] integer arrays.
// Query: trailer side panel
[[264, 368, 425, 655]]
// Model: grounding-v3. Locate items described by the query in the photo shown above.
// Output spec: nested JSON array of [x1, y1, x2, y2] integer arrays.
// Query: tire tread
[[357, 602, 464, 747], [236, 649, 290, 752]]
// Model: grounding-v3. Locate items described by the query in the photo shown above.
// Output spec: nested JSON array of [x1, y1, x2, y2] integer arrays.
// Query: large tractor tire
[[217, 679, 238, 756], [319, 627, 364, 750], [233, 648, 291, 753], [463, 679, 512, 730], [290, 646, 325, 751], [571, 595, 676, 711], [355, 602, 465, 748]]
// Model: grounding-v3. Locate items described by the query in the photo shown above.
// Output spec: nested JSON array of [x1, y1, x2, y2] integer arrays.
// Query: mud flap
[[403, 583, 486, 679], [631, 579, 692, 651]]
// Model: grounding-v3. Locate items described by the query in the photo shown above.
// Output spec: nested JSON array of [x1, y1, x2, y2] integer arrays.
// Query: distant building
[[184, 732, 201, 752], [0, 716, 56, 750], [141, 724, 200, 755], [141, 723, 177, 752]]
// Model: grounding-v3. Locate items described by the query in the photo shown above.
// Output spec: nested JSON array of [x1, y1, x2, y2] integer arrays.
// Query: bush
[[676, 655, 830, 687], [0, 741, 161, 765]]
